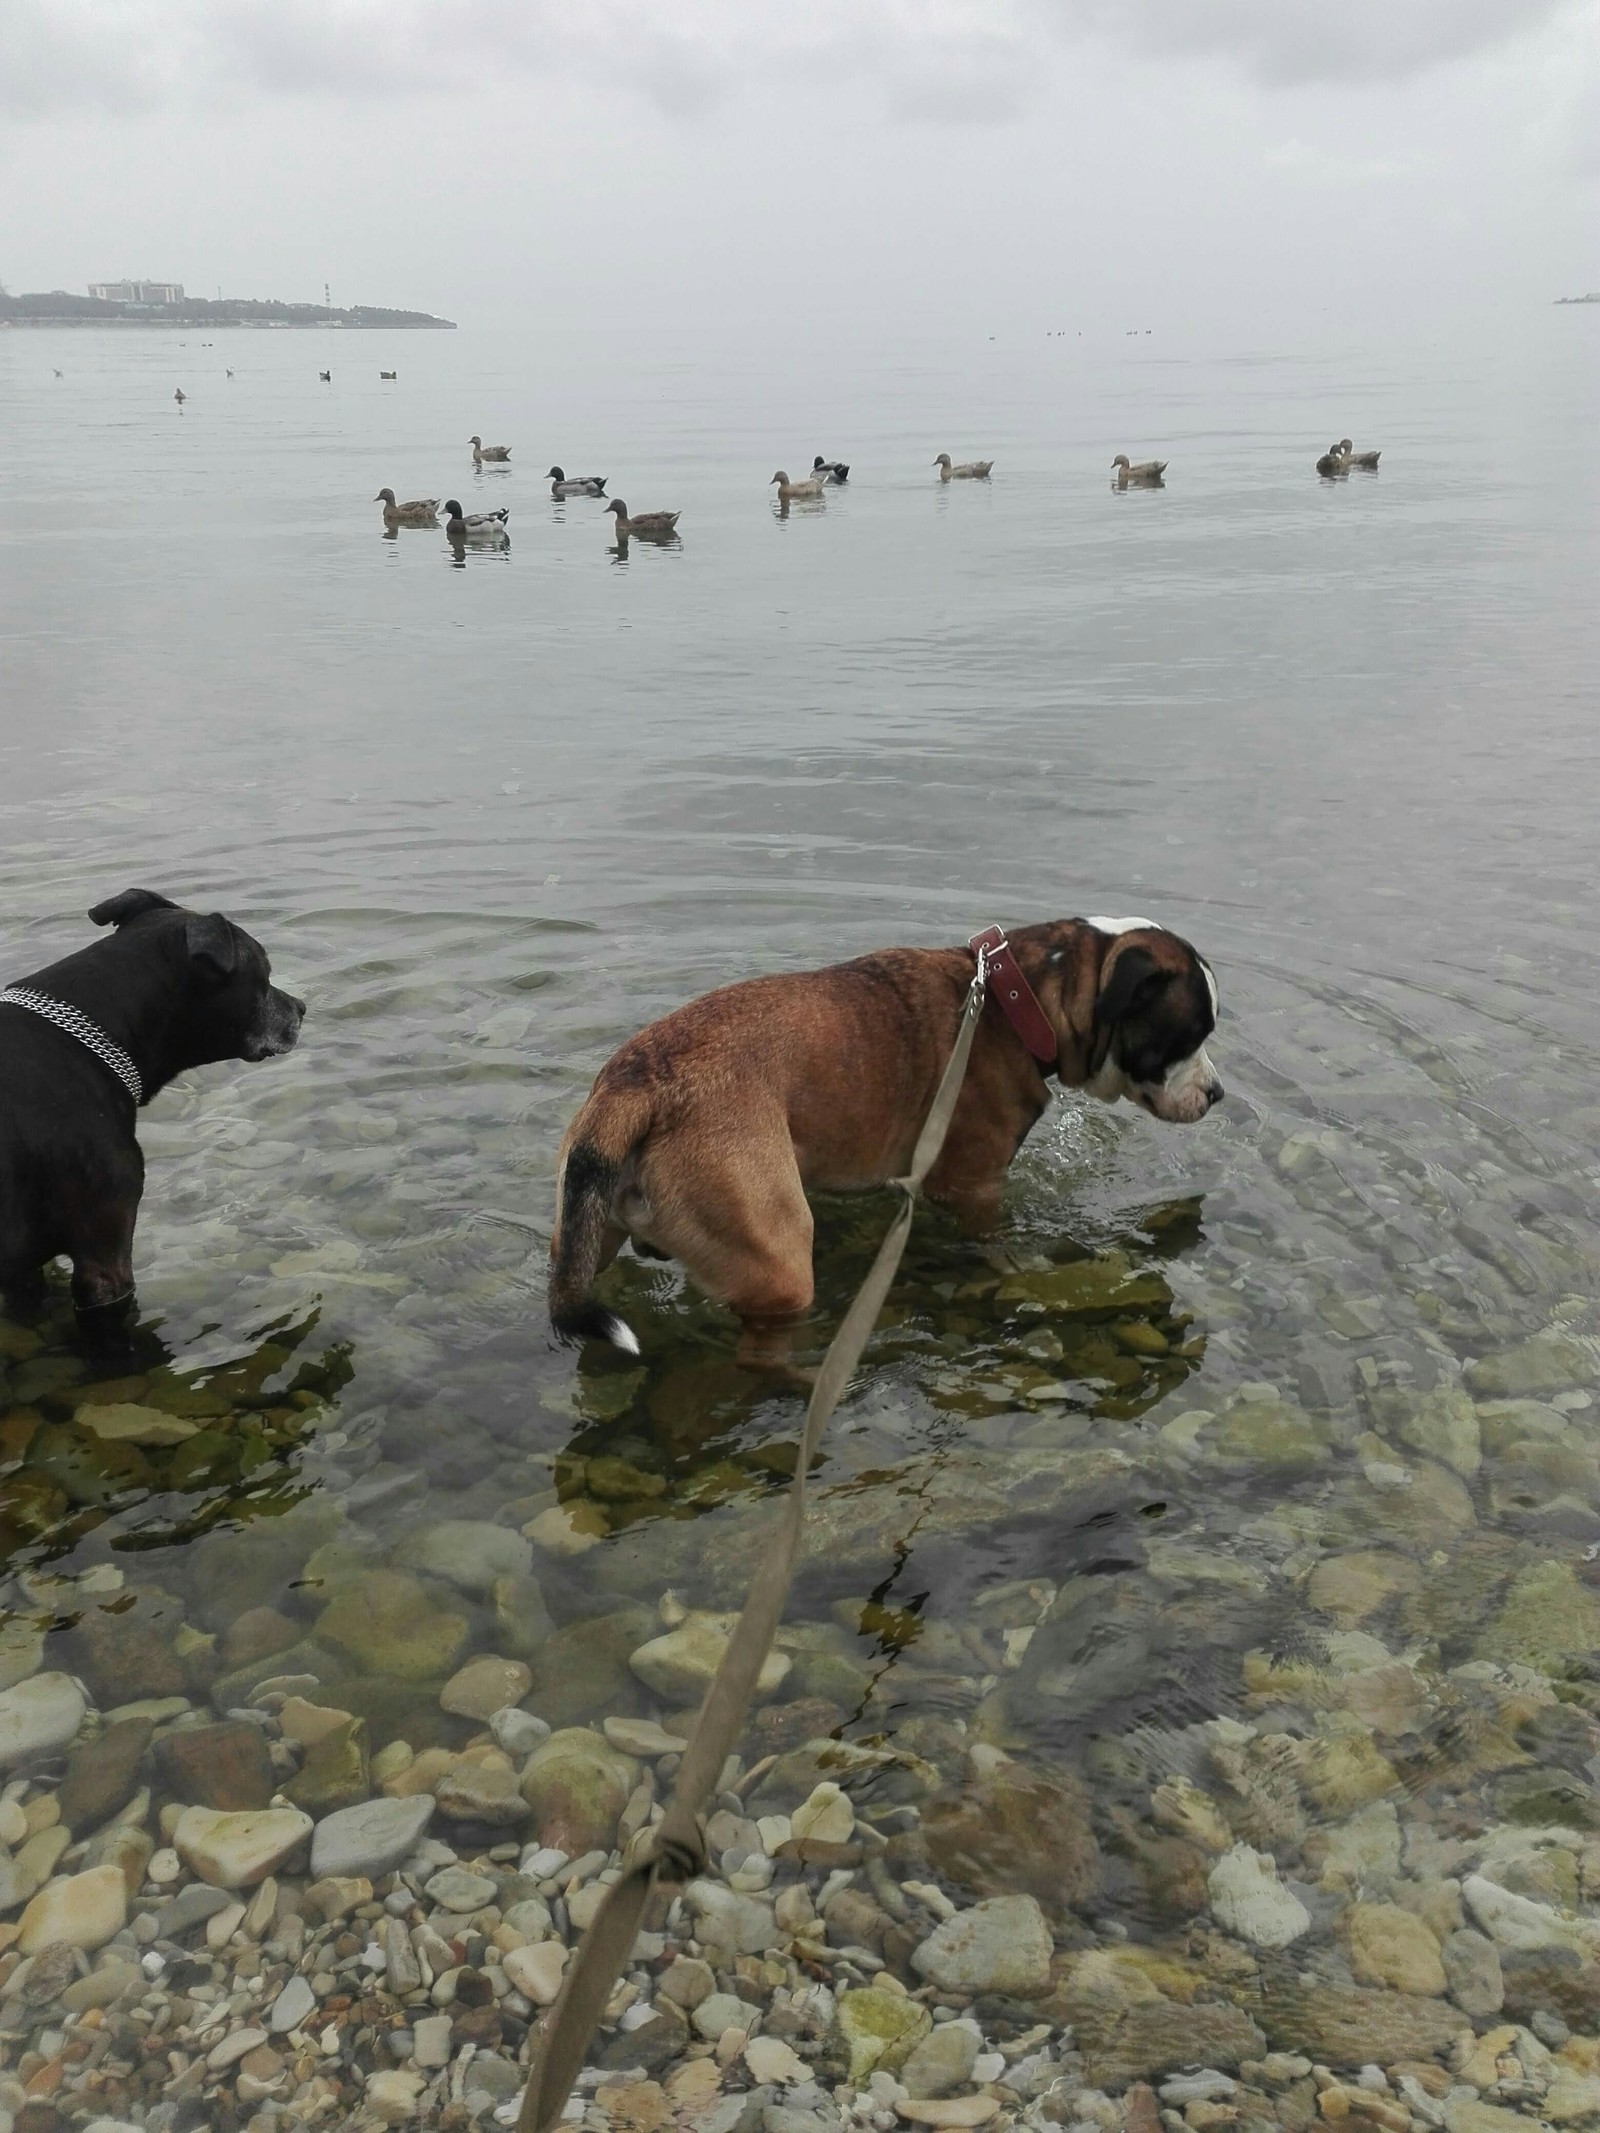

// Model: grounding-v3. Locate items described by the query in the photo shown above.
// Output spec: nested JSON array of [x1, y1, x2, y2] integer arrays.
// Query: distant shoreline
[[1554, 293, 1600, 306], [0, 291, 455, 331]]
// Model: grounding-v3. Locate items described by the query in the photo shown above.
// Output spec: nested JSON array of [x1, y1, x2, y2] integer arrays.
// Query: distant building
[[87, 280, 185, 305]]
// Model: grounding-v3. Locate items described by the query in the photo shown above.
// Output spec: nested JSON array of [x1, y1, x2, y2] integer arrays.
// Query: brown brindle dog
[[549, 916, 1222, 1353]]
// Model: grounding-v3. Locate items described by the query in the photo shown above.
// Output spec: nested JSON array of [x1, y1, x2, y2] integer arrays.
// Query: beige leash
[[517, 956, 991, 2133]]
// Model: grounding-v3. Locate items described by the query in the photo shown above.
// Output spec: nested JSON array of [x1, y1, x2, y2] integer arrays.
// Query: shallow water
[[3, 312, 1600, 1958]]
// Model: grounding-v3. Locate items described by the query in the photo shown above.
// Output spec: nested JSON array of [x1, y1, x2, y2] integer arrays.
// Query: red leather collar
[[968, 925, 1058, 1069]]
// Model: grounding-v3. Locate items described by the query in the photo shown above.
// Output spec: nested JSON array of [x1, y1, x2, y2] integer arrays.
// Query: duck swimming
[[471, 436, 512, 464], [1337, 438, 1381, 469], [548, 466, 607, 497], [1315, 444, 1348, 478], [173, 388, 186, 406], [444, 500, 510, 541], [1112, 454, 1167, 487], [375, 488, 439, 527], [934, 453, 994, 480], [813, 456, 850, 483], [771, 470, 826, 501], [319, 371, 332, 383], [605, 499, 680, 538], [380, 370, 397, 380]]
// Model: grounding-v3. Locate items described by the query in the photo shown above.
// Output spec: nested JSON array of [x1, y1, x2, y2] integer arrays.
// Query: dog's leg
[[642, 1138, 816, 1329], [69, 1214, 138, 1350]]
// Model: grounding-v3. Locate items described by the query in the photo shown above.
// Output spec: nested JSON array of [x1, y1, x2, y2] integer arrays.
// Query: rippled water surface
[[3, 312, 1600, 1958]]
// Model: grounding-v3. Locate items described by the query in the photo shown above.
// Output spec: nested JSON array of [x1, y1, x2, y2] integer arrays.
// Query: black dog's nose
[[1207, 1082, 1224, 1109], [290, 994, 307, 1019]]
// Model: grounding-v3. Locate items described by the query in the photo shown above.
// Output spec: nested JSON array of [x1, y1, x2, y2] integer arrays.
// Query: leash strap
[[517, 963, 991, 2133], [967, 924, 1058, 1067], [0, 987, 144, 1105]]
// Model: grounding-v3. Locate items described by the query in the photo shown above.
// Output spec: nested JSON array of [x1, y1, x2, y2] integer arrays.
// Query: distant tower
[[324, 282, 331, 313]]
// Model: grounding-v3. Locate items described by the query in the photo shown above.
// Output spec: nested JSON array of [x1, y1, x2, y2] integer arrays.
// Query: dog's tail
[[549, 1094, 650, 1355]]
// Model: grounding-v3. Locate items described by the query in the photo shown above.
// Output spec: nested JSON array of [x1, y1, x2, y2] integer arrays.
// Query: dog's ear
[[184, 912, 237, 981], [1095, 943, 1168, 1030], [88, 888, 177, 929]]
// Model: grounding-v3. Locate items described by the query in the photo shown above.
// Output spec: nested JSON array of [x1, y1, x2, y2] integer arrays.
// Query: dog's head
[[89, 889, 305, 1068], [1029, 915, 1221, 1123]]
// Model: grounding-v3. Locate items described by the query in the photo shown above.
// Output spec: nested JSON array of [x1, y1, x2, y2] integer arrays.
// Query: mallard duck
[[605, 499, 680, 538], [380, 370, 397, 380], [1112, 454, 1166, 487], [934, 453, 994, 480], [1337, 438, 1381, 469], [547, 466, 607, 497], [772, 470, 826, 501], [1315, 444, 1348, 478], [813, 456, 850, 483], [444, 500, 510, 541], [319, 370, 332, 383], [374, 488, 439, 527], [470, 435, 512, 464], [173, 388, 186, 406]]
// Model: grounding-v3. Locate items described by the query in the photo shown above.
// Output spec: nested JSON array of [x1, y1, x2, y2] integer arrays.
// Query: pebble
[[911, 1895, 1054, 1994], [173, 1803, 313, 1887], [494, 1707, 553, 1758], [440, 1653, 534, 1719], [896, 2100, 1000, 2129], [503, 1938, 570, 2004], [413, 2010, 454, 2066], [270, 1973, 317, 2032], [17, 1863, 128, 1953], [1207, 1843, 1312, 1948], [311, 1791, 436, 1878], [0, 1672, 87, 1768]]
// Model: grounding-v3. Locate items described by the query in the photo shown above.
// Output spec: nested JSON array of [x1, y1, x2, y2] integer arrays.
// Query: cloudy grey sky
[[5, 0, 1597, 331]]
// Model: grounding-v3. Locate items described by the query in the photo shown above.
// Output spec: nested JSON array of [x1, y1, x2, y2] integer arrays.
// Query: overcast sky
[[5, 0, 1597, 333]]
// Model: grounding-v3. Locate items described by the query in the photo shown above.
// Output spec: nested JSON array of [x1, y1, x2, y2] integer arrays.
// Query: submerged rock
[[316, 1569, 470, 1681], [310, 1793, 435, 1879], [1207, 1845, 1310, 1949], [173, 1804, 313, 1888], [519, 1727, 639, 1854], [1476, 1560, 1600, 1673], [911, 1894, 1053, 1995], [630, 1611, 792, 1704], [923, 1764, 1100, 1918], [1343, 1901, 1448, 1995], [0, 1670, 87, 1769], [837, 1988, 932, 2083]]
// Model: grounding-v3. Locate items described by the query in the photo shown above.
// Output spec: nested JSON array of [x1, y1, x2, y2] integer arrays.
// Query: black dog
[[0, 889, 304, 1321]]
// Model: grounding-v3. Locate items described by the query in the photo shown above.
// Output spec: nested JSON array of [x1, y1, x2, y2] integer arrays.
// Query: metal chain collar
[[0, 987, 144, 1105]]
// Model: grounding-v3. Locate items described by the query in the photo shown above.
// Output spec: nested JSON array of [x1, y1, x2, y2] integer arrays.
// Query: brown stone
[[1073, 1999, 1266, 2089], [923, 1763, 1100, 1919], [67, 1590, 187, 1702], [1125, 2087, 1162, 2133], [1499, 1947, 1600, 2031], [751, 1699, 848, 1758], [154, 1721, 275, 1811], [220, 1607, 302, 1668], [1253, 1978, 1464, 2068], [452, 1999, 504, 2048], [57, 1718, 152, 1833]]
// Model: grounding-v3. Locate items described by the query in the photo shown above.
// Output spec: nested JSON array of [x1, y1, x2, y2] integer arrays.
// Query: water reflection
[[0, 1297, 351, 1576]]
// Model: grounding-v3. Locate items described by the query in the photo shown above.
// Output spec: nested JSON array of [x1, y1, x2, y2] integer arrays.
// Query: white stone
[[629, 1613, 791, 1704], [910, 1895, 1054, 1995], [1207, 1844, 1312, 1949], [790, 1782, 854, 1847], [896, 2102, 1000, 2129], [146, 1846, 182, 1885], [0, 1671, 87, 1770], [0, 1795, 28, 1846], [413, 1519, 534, 1596], [311, 1794, 436, 1880], [1461, 1873, 1598, 1953], [492, 1709, 551, 1760], [745, 2036, 809, 2085], [366, 2067, 427, 2122], [413, 2012, 454, 2068], [18, 1864, 128, 1953], [174, 1805, 313, 1889], [503, 1939, 570, 2005], [757, 1815, 793, 1854], [271, 1974, 317, 2033]]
